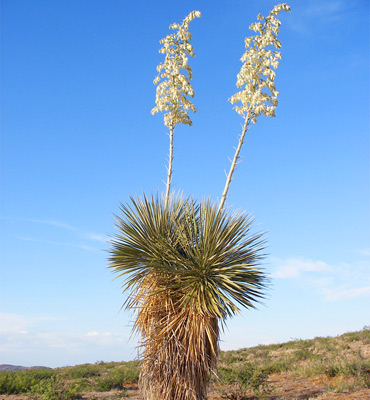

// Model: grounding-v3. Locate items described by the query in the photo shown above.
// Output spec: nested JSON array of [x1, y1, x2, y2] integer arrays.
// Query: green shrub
[[324, 365, 340, 378], [61, 364, 101, 379], [71, 377, 93, 392], [0, 372, 16, 394], [262, 360, 291, 374], [218, 366, 239, 385], [0, 369, 56, 394], [29, 376, 82, 400], [218, 363, 273, 398], [96, 369, 126, 391], [295, 347, 313, 361], [119, 365, 140, 383]]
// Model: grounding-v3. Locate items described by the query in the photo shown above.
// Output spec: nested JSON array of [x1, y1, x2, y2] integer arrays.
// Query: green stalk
[[165, 125, 174, 206], [219, 113, 250, 211]]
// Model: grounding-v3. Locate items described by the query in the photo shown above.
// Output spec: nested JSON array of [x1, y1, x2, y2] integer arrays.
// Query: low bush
[[29, 376, 82, 400], [218, 363, 273, 399], [96, 371, 125, 391], [60, 364, 101, 379], [0, 369, 56, 394]]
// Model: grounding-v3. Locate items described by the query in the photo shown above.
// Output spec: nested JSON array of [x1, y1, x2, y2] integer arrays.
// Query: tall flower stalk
[[219, 3, 290, 211], [151, 11, 201, 206]]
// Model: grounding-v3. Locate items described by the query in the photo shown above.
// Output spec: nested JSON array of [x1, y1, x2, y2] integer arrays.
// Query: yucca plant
[[109, 195, 266, 400], [109, 5, 289, 400]]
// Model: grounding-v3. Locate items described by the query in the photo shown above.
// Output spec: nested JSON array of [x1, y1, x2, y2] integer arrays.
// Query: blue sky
[[1, 0, 369, 368]]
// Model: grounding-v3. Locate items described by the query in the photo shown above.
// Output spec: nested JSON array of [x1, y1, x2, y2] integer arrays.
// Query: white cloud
[[322, 286, 370, 301], [6, 216, 107, 247], [285, 0, 349, 35], [0, 313, 129, 349], [0, 313, 135, 367], [85, 233, 107, 244], [0, 313, 59, 334], [26, 218, 77, 232], [302, 0, 345, 20], [0, 313, 29, 334], [31, 218, 107, 244], [271, 257, 370, 302], [16, 236, 101, 253], [272, 258, 330, 279]]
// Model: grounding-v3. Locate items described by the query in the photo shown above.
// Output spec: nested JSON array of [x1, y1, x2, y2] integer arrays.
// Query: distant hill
[[0, 364, 50, 372]]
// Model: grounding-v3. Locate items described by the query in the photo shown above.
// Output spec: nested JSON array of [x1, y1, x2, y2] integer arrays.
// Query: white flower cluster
[[229, 4, 290, 122], [151, 11, 201, 129]]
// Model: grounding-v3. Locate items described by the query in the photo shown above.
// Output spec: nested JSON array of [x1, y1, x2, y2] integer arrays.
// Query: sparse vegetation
[[0, 368, 56, 395], [0, 328, 369, 399], [28, 376, 83, 400], [215, 326, 370, 398], [0, 360, 139, 398]]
